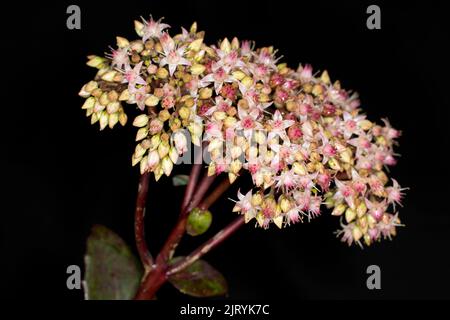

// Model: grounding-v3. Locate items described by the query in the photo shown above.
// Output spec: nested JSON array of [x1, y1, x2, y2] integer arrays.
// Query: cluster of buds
[[79, 15, 406, 246]]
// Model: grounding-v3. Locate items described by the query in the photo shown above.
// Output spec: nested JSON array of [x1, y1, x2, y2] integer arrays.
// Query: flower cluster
[[79, 16, 406, 246]]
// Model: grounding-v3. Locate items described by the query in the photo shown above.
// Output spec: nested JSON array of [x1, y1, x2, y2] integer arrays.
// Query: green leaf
[[84, 225, 143, 300], [172, 174, 189, 186], [186, 208, 212, 236], [168, 258, 228, 297]]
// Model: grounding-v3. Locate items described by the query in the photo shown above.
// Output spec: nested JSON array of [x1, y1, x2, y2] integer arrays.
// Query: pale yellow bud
[[136, 127, 148, 141], [352, 226, 363, 242], [119, 112, 127, 126], [85, 81, 98, 93], [158, 140, 170, 158], [169, 147, 179, 164], [328, 157, 342, 171], [132, 114, 149, 127], [156, 67, 169, 79], [292, 162, 307, 175], [223, 116, 237, 128], [134, 20, 144, 36], [132, 154, 141, 167], [188, 38, 203, 51], [190, 21, 197, 33], [150, 134, 161, 150], [82, 97, 96, 110], [179, 106, 191, 120], [280, 198, 291, 213], [147, 150, 160, 171], [320, 70, 330, 84], [232, 70, 246, 81], [140, 156, 148, 174], [99, 112, 109, 130], [86, 56, 106, 68], [251, 193, 263, 207], [108, 113, 119, 128], [119, 89, 130, 101], [101, 70, 117, 82], [130, 40, 144, 53], [231, 37, 239, 50], [116, 36, 130, 48], [161, 156, 173, 176], [273, 216, 284, 229], [213, 111, 227, 121], [340, 148, 353, 164], [332, 203, 346, 216], [312, 84, 323, 96], [134, 143, 147, 158], [145, 95, 160, 107], [199, 87, 212, 99], [107, 102, 120, 114], [99, 92, 109, 106], [345, 208, 356, 223], [90, 112, 99, 124], [359, 120, 373, 131], [190, 63, 205, 75], [241, 76, 253, 88], [357, 201, 367, 217], [220, 38, 231, 53]]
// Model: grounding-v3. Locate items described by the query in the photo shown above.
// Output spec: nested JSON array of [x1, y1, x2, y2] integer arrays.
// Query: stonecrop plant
[[79, 15, 406, 300]]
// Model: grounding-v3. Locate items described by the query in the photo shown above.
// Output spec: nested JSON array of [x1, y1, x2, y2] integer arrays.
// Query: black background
[[3, 0, 449, 300]]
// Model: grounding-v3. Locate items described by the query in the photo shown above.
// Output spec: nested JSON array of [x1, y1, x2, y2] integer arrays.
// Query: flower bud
[[158, 140, 170, 158], [199, 87, 212, 99], [145, 95, 160, 107], [116, 36, 129, 48], [99, 112, 108, 130], [119, 112, 127, 126], [273, 215, 284, 229], [132, 114, 149, 127], [107, 102, 120, 114], [161, 156, 173, 176], [232, 70, 246, 81], [332, 203, 346, 216], [156, 67, 169, 79], [179, 106, 191, 120], [108, 113, 119, 128], [101, 70, 117, 82], [86, 56, 106, 68], [280, 197, 291, 213], [119, 89, 130, 101], [345, 207, 356, 223], [352, 226, 363, 242], [134, 20, 144, 36], [149, 118, 163, 134], [147, 150, 160, 171], [173, 131, 188, 155], [82, 97, 96, 110], [188, 38, 203, 51], [357, 201, 367, 217], [136, 127, 148, 141], [220, 38, 231, 54]]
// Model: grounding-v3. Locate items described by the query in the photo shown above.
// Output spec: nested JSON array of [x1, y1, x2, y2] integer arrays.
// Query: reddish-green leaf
[[168, 257, 228, 297], [83, 225, 143, 300], [186, 208, 212, 236]]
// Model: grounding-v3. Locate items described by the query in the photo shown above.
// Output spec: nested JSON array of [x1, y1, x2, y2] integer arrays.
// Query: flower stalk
[[134, 172, 153, 270]]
